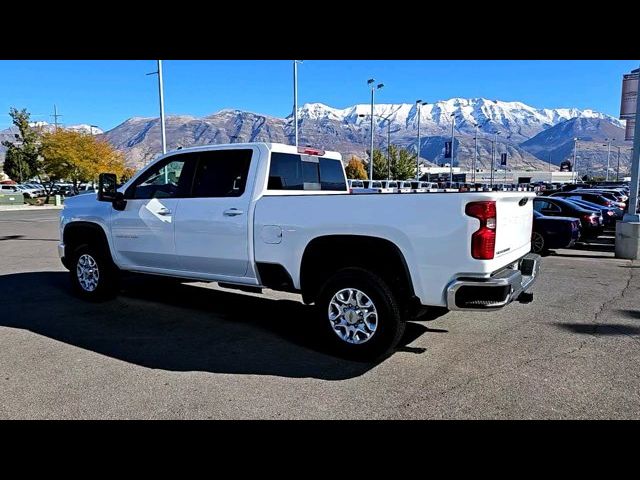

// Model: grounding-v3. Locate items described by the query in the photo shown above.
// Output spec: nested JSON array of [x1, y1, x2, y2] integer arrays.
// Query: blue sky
[[1, 60, 638, 131]]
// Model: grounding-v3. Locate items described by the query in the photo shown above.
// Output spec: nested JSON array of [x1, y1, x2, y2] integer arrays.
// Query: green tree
[[1, 108, 41, 183], [371, 149, 391, 180], [393, 147, 418, 180], [345, 156, 368, 179]]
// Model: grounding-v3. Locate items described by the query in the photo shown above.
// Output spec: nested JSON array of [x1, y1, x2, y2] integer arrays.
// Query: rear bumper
[[446, 253, 541, 310]]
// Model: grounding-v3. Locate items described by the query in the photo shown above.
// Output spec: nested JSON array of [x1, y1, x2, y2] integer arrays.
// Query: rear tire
[[316, 267, 405, 362], [531, 231, 545, 254], [69, 244, 120, 301]]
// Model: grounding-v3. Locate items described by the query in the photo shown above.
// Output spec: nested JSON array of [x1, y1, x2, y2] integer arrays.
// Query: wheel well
[[300, 235, 416, 309], [63, 222, 112, 262]]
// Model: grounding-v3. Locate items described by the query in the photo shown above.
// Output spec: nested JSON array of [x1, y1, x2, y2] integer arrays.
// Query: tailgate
[[494, 194, 534, 258]]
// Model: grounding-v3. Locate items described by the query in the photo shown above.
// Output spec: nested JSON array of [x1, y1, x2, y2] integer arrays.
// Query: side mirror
[[98, 173, 127, 211], [98, 173, 118, 202]]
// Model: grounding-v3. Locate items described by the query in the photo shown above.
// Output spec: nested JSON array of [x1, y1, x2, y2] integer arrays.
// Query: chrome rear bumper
[[446, 253, 540, 311]]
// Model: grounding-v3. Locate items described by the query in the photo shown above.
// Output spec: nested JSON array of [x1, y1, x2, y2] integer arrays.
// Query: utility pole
[[51, 105, 62, 131], [293, 60, 303, 147]]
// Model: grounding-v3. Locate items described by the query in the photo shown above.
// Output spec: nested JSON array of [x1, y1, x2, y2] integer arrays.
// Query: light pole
[[293, 60, 303, 147], [146, 60, 167, 154], [473, 123, 479, 184], [367, 79, 384, 180], [490, 131, 500, 188], [449, 113, 456, 183], [416, 99, 423, 181], [88, 124, 99, 135], [616, 146, 621, 182], [359, 113, 393, 179], [573, 137, 579, 183], [604, 138, 613, 181]]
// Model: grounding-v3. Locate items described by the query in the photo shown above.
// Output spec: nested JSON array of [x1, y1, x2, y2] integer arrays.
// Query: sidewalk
[[0, 204, 63, 212]]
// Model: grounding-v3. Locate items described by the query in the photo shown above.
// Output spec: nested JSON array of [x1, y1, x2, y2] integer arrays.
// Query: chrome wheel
[[328, 288, 378, 344], [76, 253, 100, 292], [532, 232, 544, 253]]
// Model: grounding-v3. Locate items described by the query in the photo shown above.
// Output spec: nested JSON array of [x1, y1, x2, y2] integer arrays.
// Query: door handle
[[223, 208, 244, 217], [157, 207, 172, 216]]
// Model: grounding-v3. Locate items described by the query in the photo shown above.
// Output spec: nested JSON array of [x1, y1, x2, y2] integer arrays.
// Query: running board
[[218, 282, 263, 294]]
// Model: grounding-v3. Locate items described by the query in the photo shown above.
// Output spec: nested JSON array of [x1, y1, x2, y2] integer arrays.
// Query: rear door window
[[268, 152, 345, 191]]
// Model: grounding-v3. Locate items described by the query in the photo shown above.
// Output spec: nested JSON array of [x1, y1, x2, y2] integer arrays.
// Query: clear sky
[[1, 60, 638, 131]]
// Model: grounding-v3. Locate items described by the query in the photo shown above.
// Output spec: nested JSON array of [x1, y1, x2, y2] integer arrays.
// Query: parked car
[[16, 185, 40, 199], [0, 184, 23, 197], [397, 181, 413, 193], [533, 196, 603, 238], [531, 210, 581, 254], [60, 142, 540, 360], [550, 191, 623, 210], [563, 197, 622, 226]]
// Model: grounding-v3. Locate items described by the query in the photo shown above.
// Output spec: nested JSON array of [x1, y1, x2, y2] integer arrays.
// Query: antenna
[[51, 105, 63, 131]]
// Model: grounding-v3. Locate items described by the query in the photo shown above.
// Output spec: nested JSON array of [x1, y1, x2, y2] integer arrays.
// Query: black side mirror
[[98, 173, 127, 211], [98, 173, 118, 202]]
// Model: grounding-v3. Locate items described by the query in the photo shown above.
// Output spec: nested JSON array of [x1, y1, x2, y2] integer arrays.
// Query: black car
[[550, 191, 621, 209], [532, 210, 581, 253], [533, 196, 603, 238], [563, 197, 622, 226]]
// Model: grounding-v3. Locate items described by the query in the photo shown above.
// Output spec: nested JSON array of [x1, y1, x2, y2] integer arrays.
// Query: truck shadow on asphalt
[[0, 271, 436, 380]]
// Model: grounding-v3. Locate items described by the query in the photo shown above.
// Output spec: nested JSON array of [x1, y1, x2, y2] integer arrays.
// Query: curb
[[0, 205, 64, 211]]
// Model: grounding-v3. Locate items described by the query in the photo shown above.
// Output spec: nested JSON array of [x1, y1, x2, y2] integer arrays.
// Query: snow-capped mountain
[[292, 98, 623, 142], [22, 121, 104, 134], [1, 98, 630, 176]]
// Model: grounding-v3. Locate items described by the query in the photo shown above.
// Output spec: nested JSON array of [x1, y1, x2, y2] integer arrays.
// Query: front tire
[[316, 267, 405, 362], [70, 244, 120, 301]]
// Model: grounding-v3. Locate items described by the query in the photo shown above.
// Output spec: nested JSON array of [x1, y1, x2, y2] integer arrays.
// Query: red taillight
[[581, 213, 598, 224], [465, 201, 496, 260]]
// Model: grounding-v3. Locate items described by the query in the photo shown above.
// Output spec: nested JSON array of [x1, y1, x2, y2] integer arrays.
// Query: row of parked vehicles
[[346, 178, 630, 255], [0, 182, 97, 200], [347, 179, 538, 194], [531, 184, 630, 253]]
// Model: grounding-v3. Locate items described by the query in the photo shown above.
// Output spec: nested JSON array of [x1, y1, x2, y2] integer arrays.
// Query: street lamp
[[146, 60, 167, 155], [573, 137, 579, 183], [359, 113, 393, 179], [449, 113, 456, 183], [293, 60, 303, 147], [88, 124, 99, 135], [416, 99, 424, 181], [367, 79, 384, 180], [616, 146, 622, 182], [490, 131, 500, 188], [604, 138, 613, 181]]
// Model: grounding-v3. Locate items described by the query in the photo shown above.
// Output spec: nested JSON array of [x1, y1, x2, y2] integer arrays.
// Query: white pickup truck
[[59, 142, 540, 360]]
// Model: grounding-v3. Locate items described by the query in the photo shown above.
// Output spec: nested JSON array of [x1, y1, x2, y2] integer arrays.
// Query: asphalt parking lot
[[1, 209, 639, 419]]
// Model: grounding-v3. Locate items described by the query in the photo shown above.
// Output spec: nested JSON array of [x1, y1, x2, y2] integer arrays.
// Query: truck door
[[111, 153, 195, 270], [173, 148, 256, 277]]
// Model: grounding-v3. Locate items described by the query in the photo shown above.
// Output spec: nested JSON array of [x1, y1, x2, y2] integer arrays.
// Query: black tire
[[316, 267, 405, 362], [531, 231, 545, 254], [69, 244, 120, 301]]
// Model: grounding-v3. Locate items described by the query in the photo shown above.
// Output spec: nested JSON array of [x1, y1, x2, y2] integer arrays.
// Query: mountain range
[[1, 98, 633, 177]]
